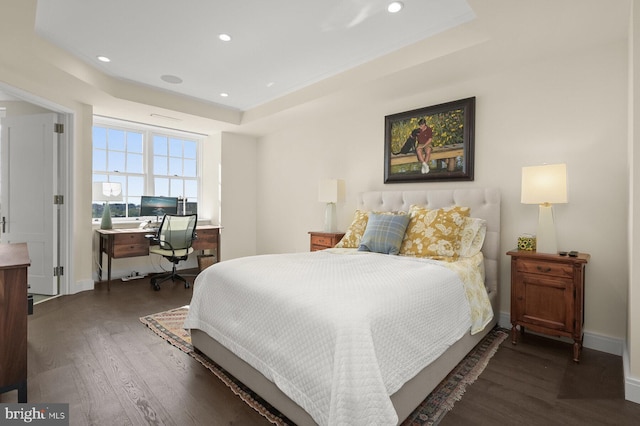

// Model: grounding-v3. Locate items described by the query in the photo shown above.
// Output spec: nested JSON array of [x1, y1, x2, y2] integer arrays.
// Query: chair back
[[157, 214, 197, 250]]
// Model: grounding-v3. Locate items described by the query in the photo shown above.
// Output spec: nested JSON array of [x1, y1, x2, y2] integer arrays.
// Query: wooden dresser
[[507, 249, 590, 362], [308, 231, 345, 251], [0, 243, 30, 402]]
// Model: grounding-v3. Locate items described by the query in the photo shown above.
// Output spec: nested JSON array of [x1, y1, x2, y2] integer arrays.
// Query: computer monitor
[[140, 196, 179, 221]]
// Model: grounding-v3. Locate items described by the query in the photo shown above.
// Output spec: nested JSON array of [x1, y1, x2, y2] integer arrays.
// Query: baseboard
[[623, 342, 640, 404], [498, 311, 511, 331], [69, 279, 94, 294], [498, 311, 623, 356], [584, 331, 624, 356]]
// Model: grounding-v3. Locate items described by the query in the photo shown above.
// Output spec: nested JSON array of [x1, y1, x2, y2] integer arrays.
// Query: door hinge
[[53, 195, 64, 205], [54, 123, 64, 134], [53, 266, 64, 277]]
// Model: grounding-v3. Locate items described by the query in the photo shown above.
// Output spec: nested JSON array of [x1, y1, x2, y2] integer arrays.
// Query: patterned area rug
[[140, 306, 508, 426]]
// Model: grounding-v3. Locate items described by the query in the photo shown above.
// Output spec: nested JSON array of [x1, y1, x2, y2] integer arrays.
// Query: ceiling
[[34, 0, 475, 112]]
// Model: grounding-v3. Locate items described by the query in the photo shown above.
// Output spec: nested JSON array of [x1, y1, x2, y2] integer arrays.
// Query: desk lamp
[[521, 164, 567, 254], [93, 182, 123, 230], [318, 179, 345, 232]]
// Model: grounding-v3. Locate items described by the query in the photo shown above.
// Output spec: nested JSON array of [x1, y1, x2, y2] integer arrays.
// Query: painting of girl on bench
[[384, 97, 475, 183]]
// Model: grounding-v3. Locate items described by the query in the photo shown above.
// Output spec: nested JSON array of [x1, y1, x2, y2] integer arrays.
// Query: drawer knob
[[536, 266, 551, 273]]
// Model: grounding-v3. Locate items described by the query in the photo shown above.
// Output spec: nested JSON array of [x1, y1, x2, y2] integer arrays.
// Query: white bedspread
[[184, 250, 490, 426]]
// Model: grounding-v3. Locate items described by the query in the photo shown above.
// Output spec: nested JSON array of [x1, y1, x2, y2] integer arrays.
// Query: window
[[92, 117, 200, 220]]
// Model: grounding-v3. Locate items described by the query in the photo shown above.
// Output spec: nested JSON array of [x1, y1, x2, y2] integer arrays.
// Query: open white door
[[0, 113, 58, 295]]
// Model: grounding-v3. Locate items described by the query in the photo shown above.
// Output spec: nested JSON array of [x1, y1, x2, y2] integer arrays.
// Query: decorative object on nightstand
[[309, 231, 345, 252], [93, 182, 123, 230], [517, 234, 536, 251], [521, 163, 567, 254], [318, 179, 345, 232], [507, 249, 590, 362]]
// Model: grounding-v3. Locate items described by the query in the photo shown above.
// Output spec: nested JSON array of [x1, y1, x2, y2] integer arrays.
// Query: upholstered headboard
[[357, 188, 501, 305]]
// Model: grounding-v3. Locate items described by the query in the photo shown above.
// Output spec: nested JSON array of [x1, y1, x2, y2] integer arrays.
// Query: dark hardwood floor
[[3, 273, 271, 426], [3, 273, 640, 425], [441, 330, 640, 426]]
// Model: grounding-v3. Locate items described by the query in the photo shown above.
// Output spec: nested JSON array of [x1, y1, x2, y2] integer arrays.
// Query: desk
[[97, 225, 220, 290]]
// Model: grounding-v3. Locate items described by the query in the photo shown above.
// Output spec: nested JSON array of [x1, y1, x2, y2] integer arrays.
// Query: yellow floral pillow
[[399, 205, 471, 260], [335, 210, 369, 248]]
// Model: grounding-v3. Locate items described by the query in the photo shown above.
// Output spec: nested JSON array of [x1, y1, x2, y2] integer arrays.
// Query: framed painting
[[384, 97, 475, 183]]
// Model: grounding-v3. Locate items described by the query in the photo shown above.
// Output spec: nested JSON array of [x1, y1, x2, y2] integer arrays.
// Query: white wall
[[220, 132, 258, 260], [255, 38, 629, 341], [200, 133, 222, 226], [0, 100, 51, 116], [627, 0, 640, 403]]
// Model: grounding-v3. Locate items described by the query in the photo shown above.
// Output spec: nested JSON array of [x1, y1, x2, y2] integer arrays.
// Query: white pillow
[[457, 217, 487, 257]]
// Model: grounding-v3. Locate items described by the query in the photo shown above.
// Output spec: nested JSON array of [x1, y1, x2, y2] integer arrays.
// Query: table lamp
[[521, 164, 567, 254], [318, 179, 345, 232], [93, 182, 123, 230]]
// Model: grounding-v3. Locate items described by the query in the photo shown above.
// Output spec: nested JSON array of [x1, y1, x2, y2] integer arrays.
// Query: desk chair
[[146, 214, 197, 291]]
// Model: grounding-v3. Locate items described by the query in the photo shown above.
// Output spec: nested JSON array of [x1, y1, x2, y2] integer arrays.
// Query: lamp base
[[536, 204, 557, 254], [100, 202, 113, 230], [324, 203, 337, 233]]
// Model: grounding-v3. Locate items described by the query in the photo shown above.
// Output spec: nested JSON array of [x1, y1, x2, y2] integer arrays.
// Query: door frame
[[0, 82, 72, 295]]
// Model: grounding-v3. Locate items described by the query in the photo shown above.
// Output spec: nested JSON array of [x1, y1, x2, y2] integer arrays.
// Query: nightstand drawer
[[308, 232, 345, 252], [311, 235, 334, 247], [516, 259, 573, 278]]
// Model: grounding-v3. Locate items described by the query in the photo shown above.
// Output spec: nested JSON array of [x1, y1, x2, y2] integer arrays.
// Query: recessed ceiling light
[[220, 93, 229, 97], [160, 75, 183, 84], [219, 33, 231, 42], [97, 55, 111, 62], [387, 1, 403, 13], [266, 82, 275, 88]]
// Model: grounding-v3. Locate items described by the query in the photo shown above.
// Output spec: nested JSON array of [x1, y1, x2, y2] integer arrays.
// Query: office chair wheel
[[150, 278, 160, 291], [184, 282, 190, 289]]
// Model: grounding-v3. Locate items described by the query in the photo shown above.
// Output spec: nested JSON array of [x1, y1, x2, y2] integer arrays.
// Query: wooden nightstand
[[308, 231, 345, 251], [507, 249, 590, 362]]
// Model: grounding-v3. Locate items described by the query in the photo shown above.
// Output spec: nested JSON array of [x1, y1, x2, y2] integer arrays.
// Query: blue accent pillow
[[357, 213, 410, 255]]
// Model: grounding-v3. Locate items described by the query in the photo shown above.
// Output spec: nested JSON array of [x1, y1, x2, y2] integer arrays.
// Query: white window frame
[[92, 116, 202, 223]]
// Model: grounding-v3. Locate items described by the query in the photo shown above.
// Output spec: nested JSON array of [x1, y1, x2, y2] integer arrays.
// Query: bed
[[184, 188, 500, 425]]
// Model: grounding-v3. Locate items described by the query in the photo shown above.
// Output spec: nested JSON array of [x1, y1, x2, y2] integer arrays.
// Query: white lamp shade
[[318, 179, 345, 203], [92, 182, 123, 202], [521, 164, 567, 205]]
